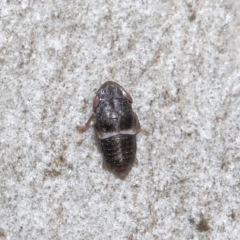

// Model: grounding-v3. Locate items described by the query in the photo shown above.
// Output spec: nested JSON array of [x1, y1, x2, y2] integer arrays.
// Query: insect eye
[[123, 90, 133, 103], [93, 94, 100, 111]]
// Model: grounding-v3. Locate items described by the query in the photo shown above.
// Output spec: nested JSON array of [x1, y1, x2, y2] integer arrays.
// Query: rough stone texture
[[0, 0, 240, 239]]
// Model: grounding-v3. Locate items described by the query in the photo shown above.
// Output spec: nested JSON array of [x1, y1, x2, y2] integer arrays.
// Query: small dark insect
[[77, 81, 141, 177]]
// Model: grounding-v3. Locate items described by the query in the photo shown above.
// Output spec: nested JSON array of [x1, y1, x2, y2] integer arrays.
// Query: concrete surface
[[0, 0, 240, 239]]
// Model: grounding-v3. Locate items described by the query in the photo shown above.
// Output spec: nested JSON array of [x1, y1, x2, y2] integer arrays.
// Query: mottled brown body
[[78, 81, 141, 176], [100, 134, 137, 173]]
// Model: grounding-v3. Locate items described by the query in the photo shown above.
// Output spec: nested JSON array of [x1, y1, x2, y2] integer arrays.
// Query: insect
[[77, 81, 141, 176]]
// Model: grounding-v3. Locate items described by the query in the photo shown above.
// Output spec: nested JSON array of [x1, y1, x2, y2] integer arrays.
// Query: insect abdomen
[[100, 134, 136, 173]]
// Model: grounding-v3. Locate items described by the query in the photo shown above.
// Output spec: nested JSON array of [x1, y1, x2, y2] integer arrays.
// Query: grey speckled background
[[1, 1, 240, 239]]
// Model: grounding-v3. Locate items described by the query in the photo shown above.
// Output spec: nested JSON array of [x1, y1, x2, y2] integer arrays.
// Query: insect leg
[[76, 114, 95, 133], [134, 112, 149, 135]]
